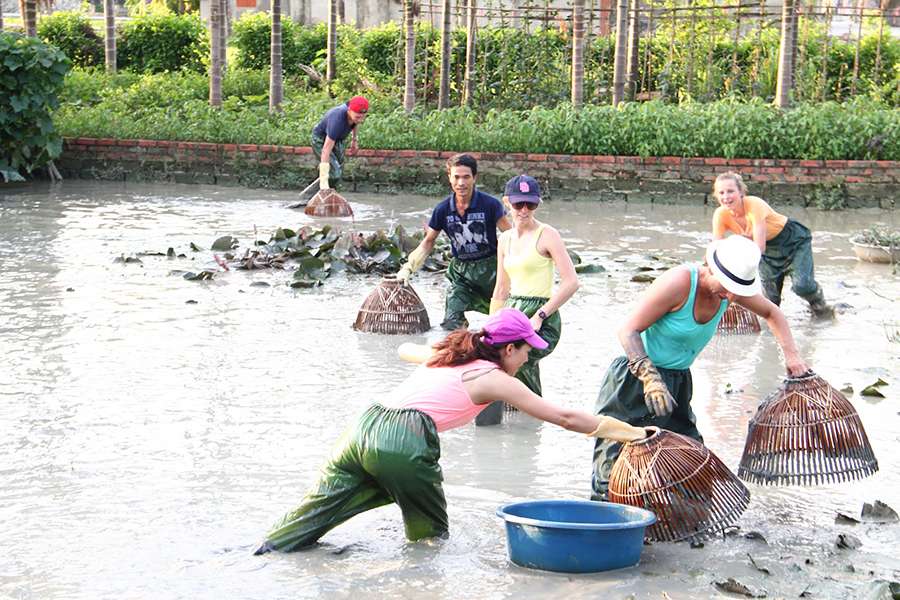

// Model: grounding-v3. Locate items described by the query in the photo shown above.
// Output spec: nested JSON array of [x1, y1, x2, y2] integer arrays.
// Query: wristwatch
[[537, 309, 548, 320]]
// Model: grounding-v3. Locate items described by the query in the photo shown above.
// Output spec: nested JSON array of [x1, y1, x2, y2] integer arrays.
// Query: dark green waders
[[590, 356, 702, 501], [441, 255, 498, 331], [256, 404, 448, 553], [310, 134, 346, 189], [475, 296, 563, 426], [759, 219, 828, 312]]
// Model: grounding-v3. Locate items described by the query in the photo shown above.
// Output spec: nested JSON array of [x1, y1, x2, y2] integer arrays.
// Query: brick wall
[[58, 137, 899, 208]]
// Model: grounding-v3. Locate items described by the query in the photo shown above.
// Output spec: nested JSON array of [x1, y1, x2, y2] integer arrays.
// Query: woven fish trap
[[353, 276, 430, 334], [738, 372, 878, 486], [717, 303, 761, 334], [609, 427, 750, 542], [304, 189, 354, 217]]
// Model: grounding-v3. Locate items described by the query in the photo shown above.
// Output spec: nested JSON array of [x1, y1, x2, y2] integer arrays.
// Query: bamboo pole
[[438, 0, 452, 108], [269, 0, 283, 112], [326, 0, 337, 91], [873, 0, 884, 85], [463, 0, 477, 106], [850, 0, 862, 95], [404, 0, 416, 112], [686, 0, 697, 98], [209, 0, 222, 107], [820, 1, 832, 101]]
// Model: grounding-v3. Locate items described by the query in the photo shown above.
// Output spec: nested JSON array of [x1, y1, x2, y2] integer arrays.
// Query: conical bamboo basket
[[353, 276, 430, 334], [304, 189, 353, 217], [738, 372, 878, 486], [609, 427, 750, 542], [717, 303, 761, 334]]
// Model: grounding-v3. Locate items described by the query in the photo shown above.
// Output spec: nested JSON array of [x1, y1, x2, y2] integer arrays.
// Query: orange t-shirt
[[712, 195, 787, 242]]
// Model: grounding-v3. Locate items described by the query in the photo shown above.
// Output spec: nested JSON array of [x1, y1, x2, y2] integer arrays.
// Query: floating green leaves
[[860, 378, 889, 398], [211, 235, 239, 251]]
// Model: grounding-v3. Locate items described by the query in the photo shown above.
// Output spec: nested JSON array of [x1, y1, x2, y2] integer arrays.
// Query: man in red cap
[[310, 95, 369, 194]]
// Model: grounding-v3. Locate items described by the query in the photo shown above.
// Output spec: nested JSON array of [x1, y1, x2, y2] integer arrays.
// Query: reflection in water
[[0, 181, 897, 599]]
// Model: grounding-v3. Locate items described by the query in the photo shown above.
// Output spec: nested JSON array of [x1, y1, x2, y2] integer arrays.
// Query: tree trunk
[[403, 0, 416, 112], [850, 0, 863, 96], [571, 0, 585, 108], [774, 0, 795, 108], [209, 0, 222, 107], [270, 0, 283, 112], [625, 0, 639, 100], [326, 0, 337, 91], [1, 3, 4, 30], [438, 0, 452, 109], [219, 0, 228, 73], [463, 0, 476, 107], [24, 0, 37, 36], [103, 0, 116, 73], [612, 0, 628, 105]]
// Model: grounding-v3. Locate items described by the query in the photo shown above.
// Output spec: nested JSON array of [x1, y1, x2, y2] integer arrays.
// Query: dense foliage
[[55, 69, 899, 161], [37, 11, 104, 69], [117, 13, 208, 73], [0, 32, 71, 181], [224, 13, 899, 110]]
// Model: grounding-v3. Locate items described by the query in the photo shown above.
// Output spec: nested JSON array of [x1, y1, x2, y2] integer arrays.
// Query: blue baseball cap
[[504, 175, 541, 205]]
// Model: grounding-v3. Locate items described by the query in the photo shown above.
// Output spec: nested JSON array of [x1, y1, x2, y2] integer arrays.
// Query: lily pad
[[190, 242, 203, 252], [212, 235, 239, 251], [861, 500, 899, 523], [836, 533, 862, 550], [575, 263, 606, 274], [631, 273, 656, 283], [713, 578, 766, 598], [113, 255, 143, 264], [747, 553, 771, 576], [183, 270, 216, 281], [860, 385, 886, 398], [167, 247, 176, 258], [835, 512, 861, 525]]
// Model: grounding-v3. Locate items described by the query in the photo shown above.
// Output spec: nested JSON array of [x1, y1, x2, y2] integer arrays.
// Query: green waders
[[310, 133, 346, 189], [442, 255, 497, 330], [760, 219, 828, 313], [476, 296, 562, 426], [590, 356, 701, 501], [256, 404, 448, 553], [505, 295, 561, 397]]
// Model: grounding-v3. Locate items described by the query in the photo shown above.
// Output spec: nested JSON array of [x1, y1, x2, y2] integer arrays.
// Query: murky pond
[[1, 180, 898, 600]]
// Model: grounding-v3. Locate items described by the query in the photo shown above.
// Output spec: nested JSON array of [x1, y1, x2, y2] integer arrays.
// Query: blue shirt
[[428, 189, 505, 261], [312, 104, 355, 142], [641, 265, 727, 370]]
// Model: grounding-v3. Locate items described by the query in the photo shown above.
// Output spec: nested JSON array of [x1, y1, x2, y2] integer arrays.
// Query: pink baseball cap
[[348, 96, 369, 113], [483, 308, 548, 350]]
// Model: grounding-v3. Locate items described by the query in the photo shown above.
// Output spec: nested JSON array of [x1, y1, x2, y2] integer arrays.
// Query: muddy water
[[1, 181, 897, 600]]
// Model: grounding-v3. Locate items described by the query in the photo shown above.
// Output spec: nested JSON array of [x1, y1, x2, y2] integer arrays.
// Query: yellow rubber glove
[[397, 244, 429, 283], [489, 297, 506, 315], [398, 342, 435, 364], [628, 355, 676, 417], [318, 163, 331, 190], [586, 416, 648, 443]]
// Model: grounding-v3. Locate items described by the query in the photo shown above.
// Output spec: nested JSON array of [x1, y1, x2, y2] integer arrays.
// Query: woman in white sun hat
[[590, 234, 810, 500]]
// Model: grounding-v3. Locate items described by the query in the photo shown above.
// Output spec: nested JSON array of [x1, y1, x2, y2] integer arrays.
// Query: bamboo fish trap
[[717, 303, 761, 334], [738, 371, 878, 486], [609, 428, 750, 542], [353, 276, 430, 334], [304, 189, 354, 217]]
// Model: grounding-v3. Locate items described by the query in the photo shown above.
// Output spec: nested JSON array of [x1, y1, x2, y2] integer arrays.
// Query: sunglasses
[[511, 201, 536, 211]]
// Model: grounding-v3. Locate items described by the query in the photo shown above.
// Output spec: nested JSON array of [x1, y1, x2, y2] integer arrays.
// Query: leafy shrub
[[37, 11, 104, 68], [0, 32, 71, 181], [117, 13, 208, 73], [232, 12, 306, 76]]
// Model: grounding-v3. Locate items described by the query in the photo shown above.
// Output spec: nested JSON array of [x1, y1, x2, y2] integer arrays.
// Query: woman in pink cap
[[310, 95, 369, 193], [255, 308, 647, 554]]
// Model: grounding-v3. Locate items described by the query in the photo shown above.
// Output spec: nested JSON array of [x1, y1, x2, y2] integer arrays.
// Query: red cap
[[348, 96, 369, 113]]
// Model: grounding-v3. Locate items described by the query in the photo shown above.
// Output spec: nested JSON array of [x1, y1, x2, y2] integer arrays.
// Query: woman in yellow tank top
[[712, 172, 832, 317], [489, 175, 580, 399]]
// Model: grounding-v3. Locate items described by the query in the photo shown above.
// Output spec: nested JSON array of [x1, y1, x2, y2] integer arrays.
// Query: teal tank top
[[640, 265, 727, 370]]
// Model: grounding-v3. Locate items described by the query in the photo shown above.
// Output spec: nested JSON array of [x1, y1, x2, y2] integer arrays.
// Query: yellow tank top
[[503, 225, 554, 298], [713, 196, 787, 241]]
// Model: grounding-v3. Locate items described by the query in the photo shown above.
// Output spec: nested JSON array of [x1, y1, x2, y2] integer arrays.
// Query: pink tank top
[[382, 359, 498, 432]]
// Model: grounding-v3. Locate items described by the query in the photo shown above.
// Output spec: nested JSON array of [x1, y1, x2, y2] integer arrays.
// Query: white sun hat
[[705, 235, 762, 297]]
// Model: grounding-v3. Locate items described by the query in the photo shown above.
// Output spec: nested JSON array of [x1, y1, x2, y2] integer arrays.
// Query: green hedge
[[37, 11, 104, 69], [54, 71, 899, 160], [118, 13, 208, 73]]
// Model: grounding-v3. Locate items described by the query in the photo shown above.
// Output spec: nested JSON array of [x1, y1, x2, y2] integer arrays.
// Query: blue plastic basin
[[496, 500, 656, 573]]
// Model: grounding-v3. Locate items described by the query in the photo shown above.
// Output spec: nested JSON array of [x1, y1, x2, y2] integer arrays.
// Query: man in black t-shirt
[[398, 154, 511, 330]]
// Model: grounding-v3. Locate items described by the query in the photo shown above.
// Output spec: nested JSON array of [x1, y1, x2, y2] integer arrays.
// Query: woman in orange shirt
[[711, 172, 832, 316]]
